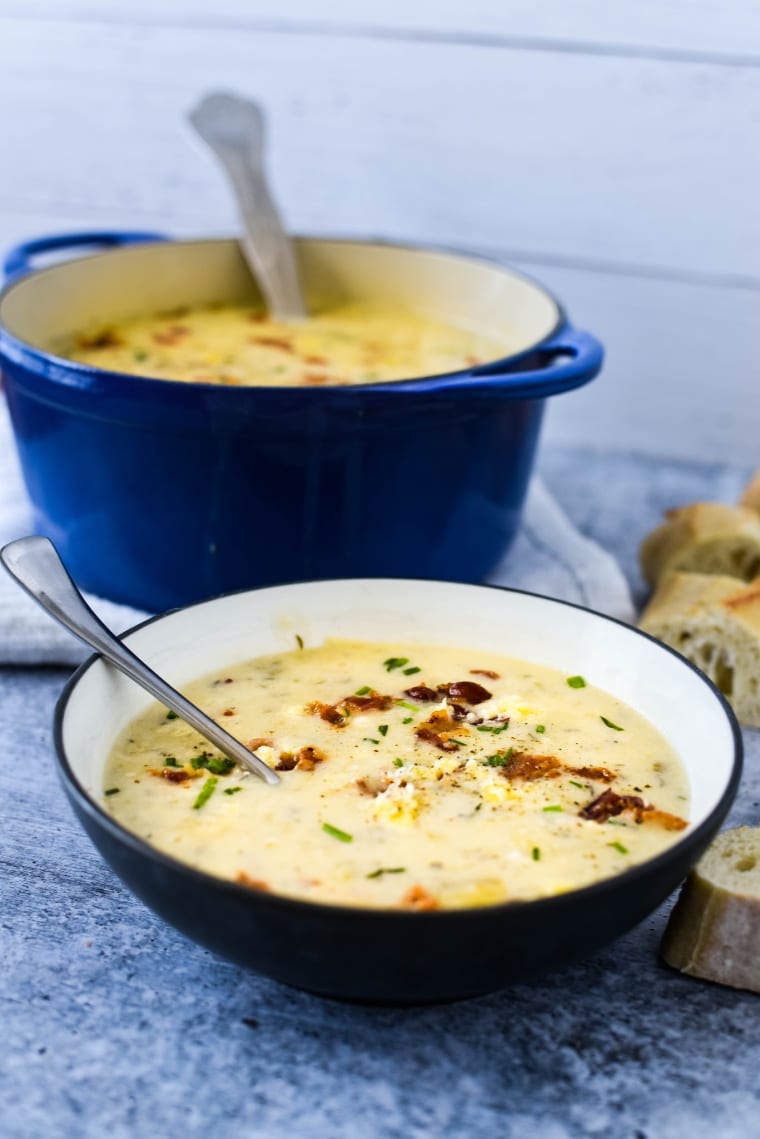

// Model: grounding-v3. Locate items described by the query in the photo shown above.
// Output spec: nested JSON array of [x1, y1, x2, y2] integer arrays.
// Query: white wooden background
[[1, 1, 758, 463]]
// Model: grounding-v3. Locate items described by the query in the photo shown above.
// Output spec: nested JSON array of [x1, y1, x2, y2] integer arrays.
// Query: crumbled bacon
[[251, 336, 293, 352], [155, 767, 193, 783], [415, 709, 468, 752], [302, 373, 328, 385], [152, 325, 189, 345], [569, 764, 615, 783], [400, 885, 439, 911], [276, 752, 297, 771], [500, 752, 561, 780], [470, 669, 500, 679], [78, 328, 123, 349], [306, 690, 393, 725], [307, 700, 346, 726], [304, 355, 327, 365], [222, 708, 236, 717], [344, 692, 394, 713], [403, 685, 438, 702], [437, 680, 492, 704], [294, 745, 326, 772], [236, 872, 270, 891], [578, 788, 686, 830]]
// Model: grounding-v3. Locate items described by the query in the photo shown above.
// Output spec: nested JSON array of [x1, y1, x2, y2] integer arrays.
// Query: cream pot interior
[[60, 579, 737, 837], [0, 238, 561, 360]]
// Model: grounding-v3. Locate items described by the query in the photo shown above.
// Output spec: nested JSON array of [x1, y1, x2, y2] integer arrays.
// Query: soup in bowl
[[55, 579, 741, 1002]]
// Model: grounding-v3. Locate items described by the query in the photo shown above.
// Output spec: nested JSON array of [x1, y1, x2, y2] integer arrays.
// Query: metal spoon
[[189, 91, 307, 321], [0, 536, 280, 786]]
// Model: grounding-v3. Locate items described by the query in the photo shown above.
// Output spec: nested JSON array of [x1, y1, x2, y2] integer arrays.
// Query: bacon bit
[[276, 752, 297, 771], [236, 872, 270, 892], [307, 700, 346, 726], [400, 885, 439, 912], [307, 691, 393, 725], [302, 373, 328, 385], [465, 355, 481, 366], [213, 677, 234, 686], [403, 685, 438, 702], [578, 788, 687, 830], [251, 336, 294, 352], [569, 764, 615, 783], [356, 773, 391, 797], [248, 737, 273, 751], [415, 709, 469, 752], [448, 703, 470, 722], [222, 708, 236, 717], [152, 325, 189, 346], [78, 328, 123, 349], [344, 692, 394, 713], [295, 745, 326, 771], [153, 767, 194, 783], [470, 669, 500, 679], [499, 752, 561, 780], [304, 354, 327, 365], [437, 680, 492, 704]]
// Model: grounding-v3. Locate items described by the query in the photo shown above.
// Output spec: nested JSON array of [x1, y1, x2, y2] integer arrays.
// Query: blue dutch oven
[[0, 232, 604, 611]]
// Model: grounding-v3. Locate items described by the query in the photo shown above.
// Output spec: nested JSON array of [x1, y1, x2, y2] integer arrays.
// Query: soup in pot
[[68, 301, 509, 387], [103, 639, 689, 911]]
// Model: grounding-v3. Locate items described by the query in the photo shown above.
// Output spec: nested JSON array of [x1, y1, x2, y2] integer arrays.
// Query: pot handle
[[3, 230, 168, 281], [470, 325, 604, 397]]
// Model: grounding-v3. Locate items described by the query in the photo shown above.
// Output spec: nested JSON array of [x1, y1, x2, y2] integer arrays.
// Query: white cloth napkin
[[0, 401, 633, 666]]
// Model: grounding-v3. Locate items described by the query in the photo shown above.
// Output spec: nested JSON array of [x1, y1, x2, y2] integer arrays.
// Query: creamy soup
[[68, 301, 508, 387], [104, 640, 689, 910]]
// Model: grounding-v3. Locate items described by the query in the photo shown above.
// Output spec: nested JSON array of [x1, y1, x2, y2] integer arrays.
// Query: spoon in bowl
[[0, 536, 280, 786], [188, 91, 307, 321]]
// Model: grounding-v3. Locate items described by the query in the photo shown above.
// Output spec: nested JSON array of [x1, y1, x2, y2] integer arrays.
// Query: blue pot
[[0, 232, 603, 610]]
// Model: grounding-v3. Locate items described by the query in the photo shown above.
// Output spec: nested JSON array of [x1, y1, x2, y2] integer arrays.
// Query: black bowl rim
[[53, 577, 743, 925], [0, 234, 568, 394]]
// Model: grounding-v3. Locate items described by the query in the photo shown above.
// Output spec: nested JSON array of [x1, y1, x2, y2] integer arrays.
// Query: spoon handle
[[189, 92, 307, 321], [0, 537, 279, 786]]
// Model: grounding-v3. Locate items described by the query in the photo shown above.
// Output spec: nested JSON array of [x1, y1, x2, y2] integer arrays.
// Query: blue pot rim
[[53, 577, 743, 926], [0, 234, 602, 402]]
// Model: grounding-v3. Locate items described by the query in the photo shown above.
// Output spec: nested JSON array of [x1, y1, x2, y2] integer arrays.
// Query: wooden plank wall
[[0, 2, 757, 462]]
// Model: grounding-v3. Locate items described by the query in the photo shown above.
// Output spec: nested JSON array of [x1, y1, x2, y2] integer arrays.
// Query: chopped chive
[[476, 725, 495, 733], [104, 787, 120, 796], [322, 822, 353, 843], [600, 715, 624, 731], [494, 723, 510, 735], [394, 757, 404, 767], [383, 657, 409, 672], [224, 786, 243, 796], [535, 724, 546, 734], [206, 756, 236, 775], [566, 675, 586, 689], [355, 685, 372, 696], [450, 738, 468, 747], [363, 737, 380, 746], [402, 666, 421, 676], [474, 801, 483, 812], [295, 634, 304, 650], [484, 748, 513, 767], [402, 716, 413, 725], [397, 701, 419, 712], [569, 779, 585, 789], [133, 349, 148, 362], [532, 846, 541, 861], [165, 710, 178, 720], [163, 756, 180, 767], [192, 777, 218, 810], [608, 841, 629, 855], [366, 867, 405, 879], [378, 725, 389, 737], [543, 805, 563, 812]]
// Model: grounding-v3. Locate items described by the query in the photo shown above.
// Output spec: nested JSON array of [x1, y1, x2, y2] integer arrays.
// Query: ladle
[[0, 536, 280, 786]]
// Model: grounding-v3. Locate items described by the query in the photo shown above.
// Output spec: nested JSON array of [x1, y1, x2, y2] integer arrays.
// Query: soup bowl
[[54, 578, 742, 1003], [0, 232, 603, 611]]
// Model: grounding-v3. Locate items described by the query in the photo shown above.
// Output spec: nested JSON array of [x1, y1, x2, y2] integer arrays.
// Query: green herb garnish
[[366, 867, 405, 879], [133, 350, 148, 362], [608, 841, 629, 855], [535, 724, 546, 734], [484, 748, 513, 767], [384, 657, 409, 672], [355, 685, 372, 696], [566, 675, 586, 689], [569, 779, 585, 789], [165, 710, 178, 720], [600, 715, 624, 731], [450, 738, 468, 747], [163, 756, 180, 767], [532, 846, 541, 861], [191, 752, 235, 776], [402, 666, 421, 676], [402, 716, 413, 724], [193, 777, 218, 810], [394, 758, 404, 767], [224, 786, 243, 796], [322, 822, 353, 843], [378, 724, 389, 736], [104, 787, 120, 796], [543, 804, 563, 812], [295, 634, 304, 649], [363, 737, 380, 746], [397, 701, 419, 713]]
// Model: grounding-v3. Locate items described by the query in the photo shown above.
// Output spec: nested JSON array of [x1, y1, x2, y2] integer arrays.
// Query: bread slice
[[639, 571, 760, 727], [740, 471, 760, 514], [661, 827, 760, 993], [640, 503, 760, 588]]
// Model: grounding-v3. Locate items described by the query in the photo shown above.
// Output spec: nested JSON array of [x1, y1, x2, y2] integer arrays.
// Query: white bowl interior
[[1, 238, 560, 362], [61, 580, 736, 834]]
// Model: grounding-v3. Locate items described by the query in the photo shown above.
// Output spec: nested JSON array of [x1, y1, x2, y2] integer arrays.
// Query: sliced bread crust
[[640, 503, 760, 588]]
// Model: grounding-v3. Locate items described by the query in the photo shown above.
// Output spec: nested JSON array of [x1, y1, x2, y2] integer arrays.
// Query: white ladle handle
[[0, 537, 279, 786], [189, 92, 307, 321]]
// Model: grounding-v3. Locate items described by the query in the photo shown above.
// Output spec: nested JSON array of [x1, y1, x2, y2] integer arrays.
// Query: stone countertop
[[2, 448, 758, 1139]]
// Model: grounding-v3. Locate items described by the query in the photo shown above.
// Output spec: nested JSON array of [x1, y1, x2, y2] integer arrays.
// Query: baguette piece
[[740, 471, 760, 514], [639, 571, 760, 727], [640, 503, 760, 588], [661, 827, 760, 993]]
